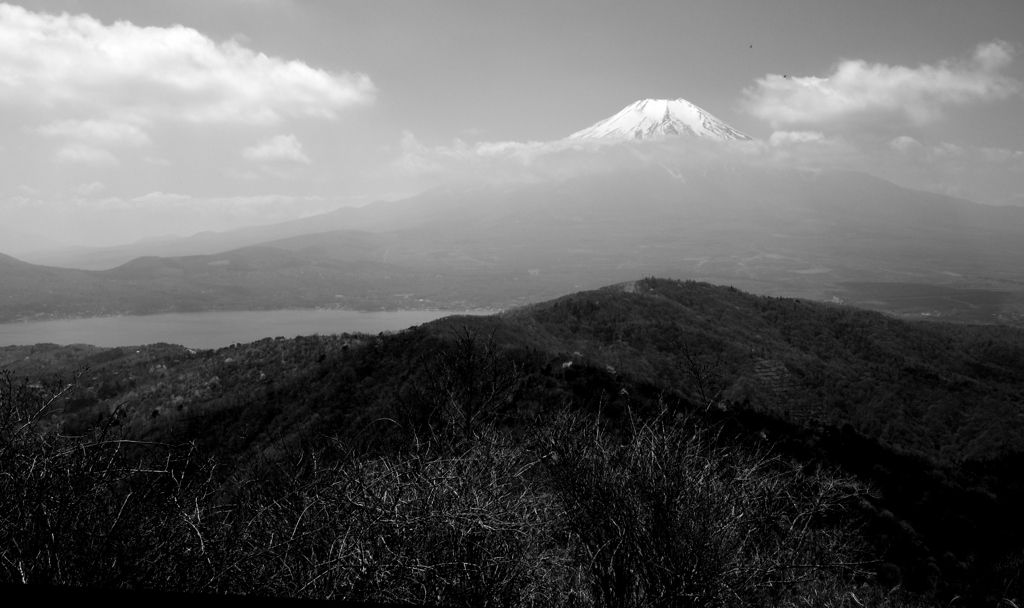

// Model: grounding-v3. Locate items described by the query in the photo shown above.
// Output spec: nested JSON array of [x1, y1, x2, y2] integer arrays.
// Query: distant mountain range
[[3, 98, 1024, 325]]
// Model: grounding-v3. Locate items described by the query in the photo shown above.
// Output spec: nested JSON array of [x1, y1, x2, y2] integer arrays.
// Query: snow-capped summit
[[568, 98, 752, 142]]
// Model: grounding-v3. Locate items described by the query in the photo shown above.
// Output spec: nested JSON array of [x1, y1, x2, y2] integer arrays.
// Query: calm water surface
[[0, 309, 493, 349]]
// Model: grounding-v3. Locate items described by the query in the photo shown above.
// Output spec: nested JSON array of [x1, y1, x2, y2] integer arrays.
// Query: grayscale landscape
[[2, 2, 1024, 606]]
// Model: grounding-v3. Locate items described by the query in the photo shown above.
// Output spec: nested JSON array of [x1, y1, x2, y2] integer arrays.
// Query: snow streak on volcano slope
[[568, 98, 752, 142]]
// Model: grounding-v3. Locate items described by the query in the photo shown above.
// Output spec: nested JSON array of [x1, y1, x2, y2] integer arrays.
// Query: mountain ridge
[[4, 165, 1024, 324], [5, 277, 1024, 603]]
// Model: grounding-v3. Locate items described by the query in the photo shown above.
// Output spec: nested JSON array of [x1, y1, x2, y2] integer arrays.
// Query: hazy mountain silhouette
[[4, 160, 1024, 324]]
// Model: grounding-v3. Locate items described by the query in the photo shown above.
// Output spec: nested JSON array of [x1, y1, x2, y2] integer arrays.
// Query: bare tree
[[426, 325, 526, 441], [678, 342, 726, 412]]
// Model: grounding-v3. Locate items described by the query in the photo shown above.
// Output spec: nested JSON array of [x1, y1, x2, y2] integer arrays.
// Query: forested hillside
[[3, 278, 1023, 605]]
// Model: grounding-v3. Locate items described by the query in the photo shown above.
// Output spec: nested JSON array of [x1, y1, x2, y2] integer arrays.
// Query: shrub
[[531, 405, 872, 607], [0, 368, 218, 590]]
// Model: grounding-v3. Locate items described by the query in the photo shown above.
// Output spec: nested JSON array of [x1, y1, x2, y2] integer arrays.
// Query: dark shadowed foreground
[[3, 278, 1022, 606]]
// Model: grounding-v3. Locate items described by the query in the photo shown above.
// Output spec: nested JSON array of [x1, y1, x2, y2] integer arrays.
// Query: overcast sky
[[2, 0, 1023, 248]]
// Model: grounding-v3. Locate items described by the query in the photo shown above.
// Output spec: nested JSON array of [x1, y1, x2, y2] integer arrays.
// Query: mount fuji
[[568, 98, 752, 142], [9, 96, 1024, 324]]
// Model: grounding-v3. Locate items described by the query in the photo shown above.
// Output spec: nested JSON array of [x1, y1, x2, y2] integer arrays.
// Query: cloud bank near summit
[[385, 124, 1024, 208], [385, 41, 1024, 208]]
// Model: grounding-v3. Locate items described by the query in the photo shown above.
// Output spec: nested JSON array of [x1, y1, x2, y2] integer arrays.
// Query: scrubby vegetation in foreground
[[3, 278, 1023, 605], [2, 370, 880, 606]]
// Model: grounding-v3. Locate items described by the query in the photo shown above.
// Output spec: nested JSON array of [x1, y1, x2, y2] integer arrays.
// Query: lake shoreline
[[3, 305, 501, 325], [0, 309, 498, 350]]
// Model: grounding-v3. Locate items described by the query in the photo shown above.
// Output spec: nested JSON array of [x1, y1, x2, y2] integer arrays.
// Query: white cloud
[[73, 181, 105, 195], [221, 0, 294, 8], [387, 131, 457, 178], [743, 40, 1021, 130], [387, 131, 587, 181], [0, 3, 375, 124], [769, 131, 826, 146], [889, 135, 924, 154], [55, 142, 118, 164], [130, 191, 195, 206], [125, 191, 328, 213], [38, 119, 150, 146], [981, 147, 1024, 165], [930, 142, 966, 159], [384, 132, 769, 197], [242, 134, 311, 163]]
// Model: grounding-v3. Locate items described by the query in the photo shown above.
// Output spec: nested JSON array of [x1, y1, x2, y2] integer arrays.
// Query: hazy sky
[[2, 0, 1023, 248]]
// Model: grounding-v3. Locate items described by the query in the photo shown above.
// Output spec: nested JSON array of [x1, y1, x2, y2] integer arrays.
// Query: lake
[[0, 309, 494, 350]]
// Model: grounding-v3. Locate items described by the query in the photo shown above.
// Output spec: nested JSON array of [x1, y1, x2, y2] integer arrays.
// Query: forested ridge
[[2, 277, 1023, 606]]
